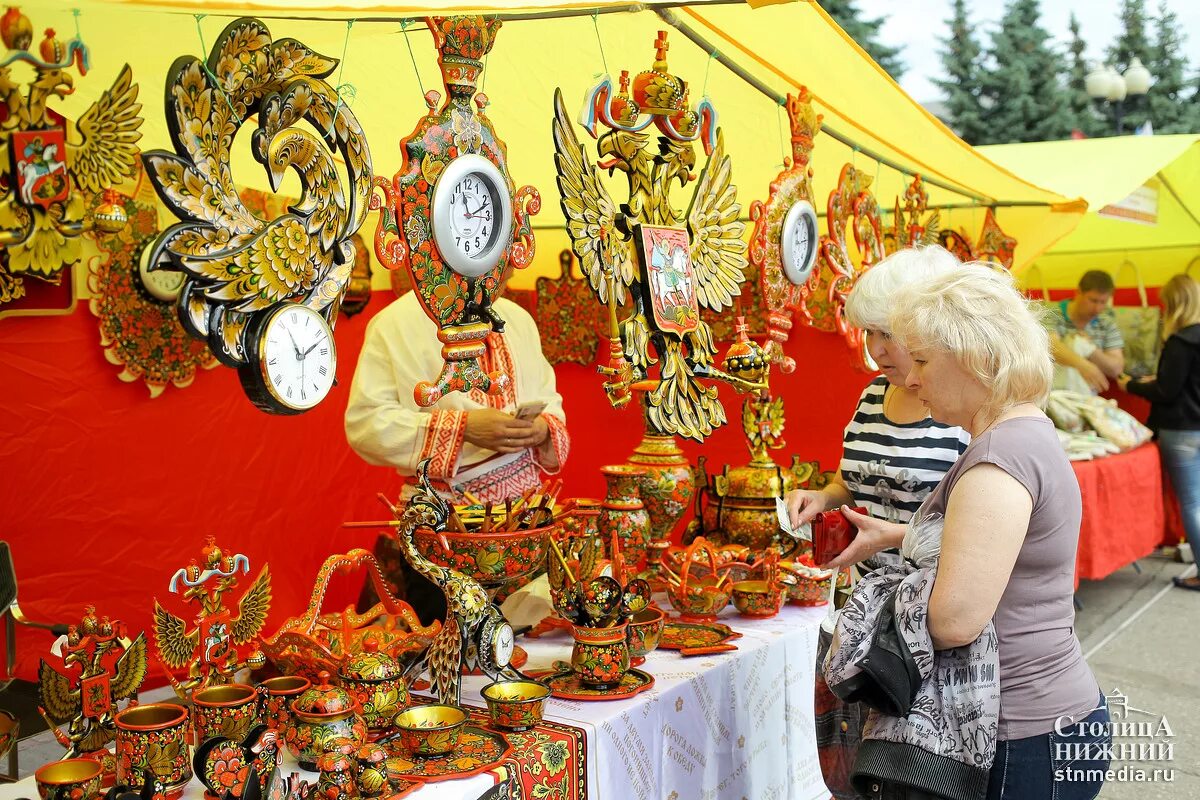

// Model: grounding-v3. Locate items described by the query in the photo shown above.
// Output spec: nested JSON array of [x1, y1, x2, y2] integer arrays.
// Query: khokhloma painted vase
[[627, 415, 695, 553], [598, 465, 651, 571]]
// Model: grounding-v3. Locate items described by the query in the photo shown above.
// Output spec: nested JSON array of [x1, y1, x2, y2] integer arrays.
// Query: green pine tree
[[1106, 0, 1154, 131], [818, 0, 906, 80], [976, 0, 1074, 144], [1146, 1, 1198, 133], [934, 0, 988, 143], [1065, 14, 1106, 137]]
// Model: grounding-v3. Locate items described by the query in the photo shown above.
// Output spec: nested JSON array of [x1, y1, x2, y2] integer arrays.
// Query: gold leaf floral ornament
[[87, 191, 218, 397]]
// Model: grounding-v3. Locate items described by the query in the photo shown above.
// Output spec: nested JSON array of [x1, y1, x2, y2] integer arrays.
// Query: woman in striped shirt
[[785, 245, 969, 800]]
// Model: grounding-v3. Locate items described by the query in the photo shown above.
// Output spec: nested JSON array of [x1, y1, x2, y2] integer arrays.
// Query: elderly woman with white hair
[[834, 264, 1110, 800], [785, 246, 970, 800]]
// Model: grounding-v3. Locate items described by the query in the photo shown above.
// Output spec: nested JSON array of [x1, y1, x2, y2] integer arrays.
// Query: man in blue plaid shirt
[[1047, 270, 1125, 394]]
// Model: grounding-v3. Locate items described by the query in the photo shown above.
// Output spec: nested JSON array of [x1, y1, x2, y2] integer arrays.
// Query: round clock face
[[780, 199, 820, 286], [491, 622, 514, 668], [250, 304, 336, 412], [138, 244, 186, 303], [432, 153, 513, 279]]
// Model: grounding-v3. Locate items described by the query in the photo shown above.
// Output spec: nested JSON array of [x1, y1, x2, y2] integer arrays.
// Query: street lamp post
[[1086, 58, 1153, 135]]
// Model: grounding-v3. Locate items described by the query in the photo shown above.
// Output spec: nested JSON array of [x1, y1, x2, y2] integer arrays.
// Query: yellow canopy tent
[[981, 135, 1200, 290], [34, 0, 1085, 291]]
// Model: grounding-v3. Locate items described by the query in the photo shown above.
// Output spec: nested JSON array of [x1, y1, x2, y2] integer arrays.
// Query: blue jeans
[[985, 695, 1111, 800], [1157, 429, 1200, 560]]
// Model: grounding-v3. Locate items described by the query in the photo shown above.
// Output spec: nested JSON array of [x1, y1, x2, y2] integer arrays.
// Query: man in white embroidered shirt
[[345, 288, 569, 502], [344, 287, 569, 623]]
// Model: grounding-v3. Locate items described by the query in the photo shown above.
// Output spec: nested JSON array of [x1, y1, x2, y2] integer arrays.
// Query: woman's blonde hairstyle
[[1160, 274, 1200, 338], [845, 245, 964, 332], [890, 263, 1052, 416]]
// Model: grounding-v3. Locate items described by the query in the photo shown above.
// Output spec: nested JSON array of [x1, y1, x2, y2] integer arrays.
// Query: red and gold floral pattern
[[532, 668, 655, 702], [625, 606, 665, 666], [535, 260, 603, 365], [113, 704, 192, 793], [657, 620, 742, 651], [200, 740, 248, 799], [86, 191, 217, 397], [569, 623, 630, 687], [598, 465, 651, 571], [412, 523, 550, 592], [383, 726, 511, 783], [192, 685, 261, 746]]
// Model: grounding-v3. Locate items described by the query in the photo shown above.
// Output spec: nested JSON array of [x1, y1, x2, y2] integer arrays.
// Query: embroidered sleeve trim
[[419, 409, 466, 479], [535, 413, 570, 475]]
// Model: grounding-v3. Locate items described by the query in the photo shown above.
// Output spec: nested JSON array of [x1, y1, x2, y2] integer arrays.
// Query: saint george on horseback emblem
[[634, 224, 699, 336], [11, 128, 70, 210]]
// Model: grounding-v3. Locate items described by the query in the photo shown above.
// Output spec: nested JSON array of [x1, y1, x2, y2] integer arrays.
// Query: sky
[[856, 0, 1200, 103]]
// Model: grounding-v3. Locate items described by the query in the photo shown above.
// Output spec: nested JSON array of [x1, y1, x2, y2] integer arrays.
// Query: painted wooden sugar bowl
[[337, 637, 407, 738], [285, 672, 367, 771]]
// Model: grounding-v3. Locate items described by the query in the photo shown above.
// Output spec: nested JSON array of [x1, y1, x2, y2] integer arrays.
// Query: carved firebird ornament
[[142, 17, 373, 414], [38, 606, 149, 760], [553, 31, 761, 442], [0, 7, 142, 306], [153, 538, 271, 700]]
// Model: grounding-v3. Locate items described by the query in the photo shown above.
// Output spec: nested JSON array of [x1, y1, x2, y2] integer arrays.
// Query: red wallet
[[811, 506, 867, 565]]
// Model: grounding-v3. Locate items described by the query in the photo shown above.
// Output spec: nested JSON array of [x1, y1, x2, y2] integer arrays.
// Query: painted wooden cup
[[114, 703, 192, 795], [480, 680, 551, 732], [731, 580, 785, 618], [35, 758, 103, 800], [258, 675, 311, 733], [625, 606, 665, 666], [193, 684, 261, 746], [392, 704, 467, 758], [570, 622, 630, 688]]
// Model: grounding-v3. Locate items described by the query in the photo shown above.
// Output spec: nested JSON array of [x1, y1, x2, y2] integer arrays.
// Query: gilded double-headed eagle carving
[[0, 14, 142, 302], [552, 83, 748, 441], [153, 567, 272, 671]]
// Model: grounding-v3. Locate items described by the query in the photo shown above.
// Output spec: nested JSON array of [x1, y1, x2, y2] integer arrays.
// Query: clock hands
[[300, 335, 327, 359], [287, 328, 303, 361]]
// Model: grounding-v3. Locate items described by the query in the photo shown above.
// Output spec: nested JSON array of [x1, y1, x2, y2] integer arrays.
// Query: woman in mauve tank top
[[824, 264, 1111, 800]]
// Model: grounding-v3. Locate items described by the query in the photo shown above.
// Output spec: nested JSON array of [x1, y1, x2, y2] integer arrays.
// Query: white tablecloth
[[1, 603, 829, 800]]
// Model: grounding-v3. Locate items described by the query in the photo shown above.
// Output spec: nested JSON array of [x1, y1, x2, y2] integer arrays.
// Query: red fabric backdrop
[[0, 289, 866, 684]]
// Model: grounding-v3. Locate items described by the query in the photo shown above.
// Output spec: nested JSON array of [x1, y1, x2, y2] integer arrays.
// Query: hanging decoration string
[[326, 20, 355, 138], [194, 14, 243, 126], [701, 50, 717, 100], [400, 20, 427, 99], [482, 16, 495, 95], [70, 8, 82, 42], [776, 99, 787, 169], [591, 12, 610, 78]]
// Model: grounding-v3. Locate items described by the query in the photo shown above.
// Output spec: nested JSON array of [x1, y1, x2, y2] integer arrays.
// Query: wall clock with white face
[[239, 303, 337, 414], [137, 243, 186, 303], [780, 199, 819, 286], [432, 153, 513, 279]]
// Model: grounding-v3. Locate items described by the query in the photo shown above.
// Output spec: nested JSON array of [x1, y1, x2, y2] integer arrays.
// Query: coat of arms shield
[[12, 127, 71, 210], [634, 224, 699, 336]]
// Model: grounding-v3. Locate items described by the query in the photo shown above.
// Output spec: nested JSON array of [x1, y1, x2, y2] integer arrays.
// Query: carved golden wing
[[38, 660, 79, 723], [180, 216, 324, 312], [67, 64, 144, 195], [153, 601, 199, 669], [232, 565, 272, 645], [551, 89, 632, 305], [109, 632, 149, 702], [686, 129, 747, 312]]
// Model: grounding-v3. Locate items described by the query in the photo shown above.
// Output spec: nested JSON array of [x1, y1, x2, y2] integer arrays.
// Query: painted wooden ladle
[[579, 575, 623, 626]]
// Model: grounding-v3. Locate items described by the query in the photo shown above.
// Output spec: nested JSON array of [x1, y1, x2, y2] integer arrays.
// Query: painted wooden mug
[[114, 703, 192, 795], [570, 622, 630, 687], [192, 684, 262, 746]]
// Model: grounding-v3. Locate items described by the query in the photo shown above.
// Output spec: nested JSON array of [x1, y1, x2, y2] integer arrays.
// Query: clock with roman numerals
[[238, 303, 337, 414]]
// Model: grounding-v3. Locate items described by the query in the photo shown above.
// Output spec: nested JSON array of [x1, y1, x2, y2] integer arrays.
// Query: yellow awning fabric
[[980, 136, 1200, 290], [38, 0, 1084, 290]]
